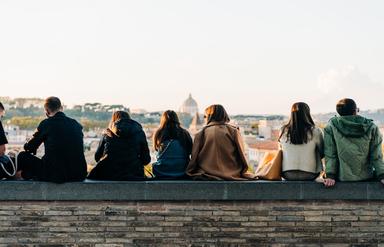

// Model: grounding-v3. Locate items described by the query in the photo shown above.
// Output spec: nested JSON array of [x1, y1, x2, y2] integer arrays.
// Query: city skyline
[[1, 1, 384, 114]]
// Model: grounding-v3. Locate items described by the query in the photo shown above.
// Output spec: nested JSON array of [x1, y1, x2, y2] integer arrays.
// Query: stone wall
[[1, 201, 384, 246], [0, 181, 384, 246]]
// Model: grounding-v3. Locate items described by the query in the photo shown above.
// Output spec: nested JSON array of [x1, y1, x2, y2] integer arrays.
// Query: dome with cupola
[[180, 94, 199, 116]]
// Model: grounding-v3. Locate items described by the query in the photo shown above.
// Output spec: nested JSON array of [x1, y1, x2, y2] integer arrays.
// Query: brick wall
[[1, 201, 384, 246]]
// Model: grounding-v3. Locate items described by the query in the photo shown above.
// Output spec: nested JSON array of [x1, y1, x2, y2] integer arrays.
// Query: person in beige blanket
[[186, 104, 254, 180]]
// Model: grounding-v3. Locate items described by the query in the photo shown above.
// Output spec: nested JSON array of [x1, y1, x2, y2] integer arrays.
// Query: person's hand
[[381, 179, 384, 185], [15, 170, 24, 180], [323, 178, 336, 187]]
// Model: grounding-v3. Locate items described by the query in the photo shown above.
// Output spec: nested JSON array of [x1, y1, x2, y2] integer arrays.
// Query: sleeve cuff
[[326, 173, 336, 180]]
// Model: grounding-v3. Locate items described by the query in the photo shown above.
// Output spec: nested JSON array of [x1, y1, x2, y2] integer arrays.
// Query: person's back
[[0, 102, 7, 157], [279, 102, 324, 181], [324, 115, 383, 181], [34, 112, 87, 182], [154, 139, 190, 178], [186, 104, 252, 180], [0, 102, 11, 179], [19, 97, 87, 183], [88, 112, 150, 180], [152, 110, 192, 179], [324, 98, 384, 186]]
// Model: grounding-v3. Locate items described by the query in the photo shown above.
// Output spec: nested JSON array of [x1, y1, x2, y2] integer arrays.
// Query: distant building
[[131, 108, 148, 114], [271, 129, 280, 141], [78, 103, 129, 113], [0, 97, 45, 109], [258, 119, 283, 140], [3, 125, 34, 145], [246, 140, 280, 170], [189, 112, 203, 136], [180, 94, 199, 116]]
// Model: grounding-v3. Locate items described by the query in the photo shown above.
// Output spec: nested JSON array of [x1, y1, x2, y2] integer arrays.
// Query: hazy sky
[[1, 0, 383, 114]]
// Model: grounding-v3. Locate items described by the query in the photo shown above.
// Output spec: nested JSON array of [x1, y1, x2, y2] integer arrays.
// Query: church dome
[[180, 94, 199, 116]]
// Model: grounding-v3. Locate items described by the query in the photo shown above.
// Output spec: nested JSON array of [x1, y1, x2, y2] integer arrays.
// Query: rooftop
[[248, 140, 279, 150]]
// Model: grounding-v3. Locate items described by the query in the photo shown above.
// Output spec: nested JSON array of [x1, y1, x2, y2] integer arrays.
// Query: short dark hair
[[44, 97, 62, 113], [336, 98, 357, 116], [0, 102, 4, 110]]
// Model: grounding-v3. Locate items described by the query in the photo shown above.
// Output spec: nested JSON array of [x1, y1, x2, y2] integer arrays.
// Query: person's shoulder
[[126, 119, 144, 131], [102, 131, 112, 140], [180, 127, 192, 137], [369, 121, 380, 133], [194, 128, 206, 139], [225, 123, 240, 132], [38, 118, 50, 128], [323, 116, 338, 130], [313, 126, 323, 135], [65, 115, 83, 129]]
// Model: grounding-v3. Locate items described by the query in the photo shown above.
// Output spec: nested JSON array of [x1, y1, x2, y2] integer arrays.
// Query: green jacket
[[324, 115, 384, 181]]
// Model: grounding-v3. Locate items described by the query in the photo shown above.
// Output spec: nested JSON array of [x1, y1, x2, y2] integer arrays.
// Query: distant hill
[[314, 109, 384, 124], [2, 96, 384, 125]]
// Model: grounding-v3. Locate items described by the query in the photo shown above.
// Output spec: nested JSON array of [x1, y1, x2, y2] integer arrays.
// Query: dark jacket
[[153, 130, 192, 178], [87, 119, 151, 180], [0, 120, 8, 146], [324, 115, 384, 181], [24, 112, 87, 183]]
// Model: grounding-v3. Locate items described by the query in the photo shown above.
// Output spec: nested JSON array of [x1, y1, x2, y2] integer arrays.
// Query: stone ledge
[[0, 180, 383, 201]]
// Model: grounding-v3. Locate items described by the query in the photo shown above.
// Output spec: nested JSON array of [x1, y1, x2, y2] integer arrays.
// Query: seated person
[[152, 110, 192, 179], [279, 102, 324, 181], [0, 102, 12, 179], [0, 102, 7, 157], [17, 97, 87, 183], [186, 104, 254, 180], [323, 98, 384, 187], [87, 111, 151, 180]]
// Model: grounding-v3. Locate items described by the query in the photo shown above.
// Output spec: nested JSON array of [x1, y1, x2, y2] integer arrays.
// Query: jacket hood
[[110, 119, 143, 138], [330, 115, 374, 137]]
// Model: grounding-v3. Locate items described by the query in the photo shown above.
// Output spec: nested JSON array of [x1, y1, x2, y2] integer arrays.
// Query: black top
[[24, 112, 87, 183], [0, 120, 8, 146], [88, 118, 151, 180]]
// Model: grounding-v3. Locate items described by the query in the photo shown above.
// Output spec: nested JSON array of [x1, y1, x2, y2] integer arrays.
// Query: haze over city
[[1, 0, 383, 114]]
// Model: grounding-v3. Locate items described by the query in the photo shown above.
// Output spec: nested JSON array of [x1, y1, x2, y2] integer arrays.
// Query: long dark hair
[[204, 104, 230, 125], [279, 102, 315, 144], [153, 110, 191, 151]]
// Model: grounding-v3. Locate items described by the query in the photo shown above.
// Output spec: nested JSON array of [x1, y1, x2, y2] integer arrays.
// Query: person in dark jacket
[[152, 110, 192, 179], [17, 97, 87, 183], [87, 111, 151, 180], [0, 102, 7, 157], [0, 102, 12, 179]]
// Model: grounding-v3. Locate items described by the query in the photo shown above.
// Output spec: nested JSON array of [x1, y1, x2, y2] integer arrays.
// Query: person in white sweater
[[279, 102, 324, 181]]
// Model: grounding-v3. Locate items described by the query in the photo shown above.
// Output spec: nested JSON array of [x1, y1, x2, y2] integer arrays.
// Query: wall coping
[[0, 180, 383, 201]]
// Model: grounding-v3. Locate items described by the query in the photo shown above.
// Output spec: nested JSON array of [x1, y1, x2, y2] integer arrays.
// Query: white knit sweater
[[279, 127, 324, 173]]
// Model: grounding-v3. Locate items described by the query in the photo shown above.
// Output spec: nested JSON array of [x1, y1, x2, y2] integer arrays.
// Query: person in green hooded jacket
[[323, 98, 384, 187]]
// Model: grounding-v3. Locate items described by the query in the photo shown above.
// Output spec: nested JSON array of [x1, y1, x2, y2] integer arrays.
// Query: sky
[[0, 0, 383, 115]]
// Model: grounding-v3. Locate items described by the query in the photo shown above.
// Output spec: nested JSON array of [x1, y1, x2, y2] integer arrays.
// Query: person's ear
[[45, 109, 51, 117]]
